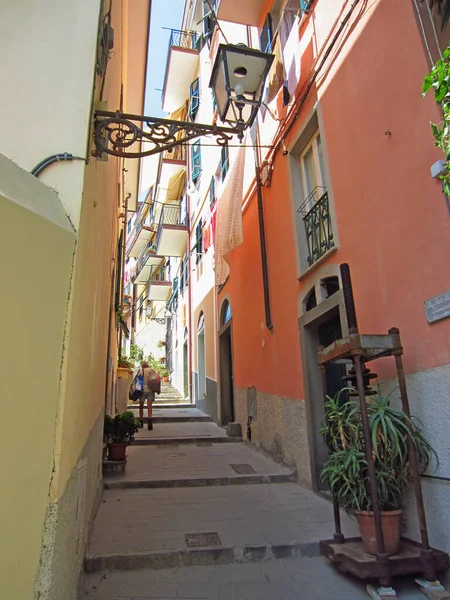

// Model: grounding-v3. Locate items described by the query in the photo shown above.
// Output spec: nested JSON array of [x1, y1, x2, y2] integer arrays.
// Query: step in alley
[[81, 408, 437, 600]]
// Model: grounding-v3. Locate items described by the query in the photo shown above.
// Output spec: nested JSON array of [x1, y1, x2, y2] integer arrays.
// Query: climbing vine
[[423, 46, 450, 193]]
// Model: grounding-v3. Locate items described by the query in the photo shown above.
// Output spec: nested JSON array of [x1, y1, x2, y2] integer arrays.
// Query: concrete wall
[[381, 364, 450, 555], [0, 1, 150, 597], [0, 0, 102, 228], [0, 155, 76, 600]]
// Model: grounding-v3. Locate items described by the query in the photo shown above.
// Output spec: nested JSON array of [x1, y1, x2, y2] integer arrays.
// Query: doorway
[[299, 279, 348, 491], [197, 313, 206, 400], [183, 334, 188, 400], [219, 300, 234, 425]]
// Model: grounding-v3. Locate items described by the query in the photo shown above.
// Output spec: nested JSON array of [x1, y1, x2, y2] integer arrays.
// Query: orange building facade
[[213, 0, 450, 552]]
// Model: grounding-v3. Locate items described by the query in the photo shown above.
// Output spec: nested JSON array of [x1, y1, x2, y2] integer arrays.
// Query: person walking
[[138, 360, 160, 430]]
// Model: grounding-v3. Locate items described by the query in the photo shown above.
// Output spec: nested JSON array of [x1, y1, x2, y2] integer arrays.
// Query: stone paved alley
[[81, 408, 446, 600]]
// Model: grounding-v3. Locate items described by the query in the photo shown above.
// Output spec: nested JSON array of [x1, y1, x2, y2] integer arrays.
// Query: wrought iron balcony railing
[[126, 190, 153, 253], [298, 188, 334, 267], [134, 241, 158, 281], [149, 265, 169, 283], [168, 28, 199, 51], [155, 202, 188, 251]]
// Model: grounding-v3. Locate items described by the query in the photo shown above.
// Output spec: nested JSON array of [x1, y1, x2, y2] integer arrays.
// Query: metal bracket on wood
[[416, 579, 450, 600], [367, 585, 398, 600]]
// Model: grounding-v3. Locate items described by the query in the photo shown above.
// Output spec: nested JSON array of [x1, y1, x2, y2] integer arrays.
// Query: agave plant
[[320, 385, 437, 513]]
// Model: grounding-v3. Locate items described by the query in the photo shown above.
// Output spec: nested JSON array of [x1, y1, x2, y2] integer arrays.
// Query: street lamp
[[210, 43, 274, 135], [93, 43, 274, 159]]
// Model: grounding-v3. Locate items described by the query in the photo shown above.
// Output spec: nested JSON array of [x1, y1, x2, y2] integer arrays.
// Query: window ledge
[[297, 246, 338, 282]]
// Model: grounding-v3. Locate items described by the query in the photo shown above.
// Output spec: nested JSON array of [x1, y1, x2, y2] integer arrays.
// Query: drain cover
[[185, 532, 222, 548], [230, 463, 256, 474], [196, 442, 212, 447]]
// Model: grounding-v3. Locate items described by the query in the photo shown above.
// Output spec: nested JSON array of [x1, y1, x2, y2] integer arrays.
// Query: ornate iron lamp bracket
[[93, 110, 244, 159]]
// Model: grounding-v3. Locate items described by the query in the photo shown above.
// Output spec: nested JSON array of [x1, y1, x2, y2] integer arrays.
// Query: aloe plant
[[320, 386, 437, 513]]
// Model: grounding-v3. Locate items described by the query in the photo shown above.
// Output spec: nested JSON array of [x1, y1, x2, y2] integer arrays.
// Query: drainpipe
[[253, 130, 273, 331]]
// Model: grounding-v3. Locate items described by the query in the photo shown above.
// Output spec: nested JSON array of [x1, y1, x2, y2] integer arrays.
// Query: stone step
[[84, 540, 320, 573], [133, 436, 242, 445], [103, 471, 297, 490], [135, 415, 212, 423]]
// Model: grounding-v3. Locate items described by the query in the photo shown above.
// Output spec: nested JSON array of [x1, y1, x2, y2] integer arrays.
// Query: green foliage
[[423, 46, 450, 193], [320, 385, 437, 514], [117, 353, 133, 369], [146, 352, 169, 377], [130, 344, 144, 363], [104, 411, 140, 444], [157, 340, 166, 348]]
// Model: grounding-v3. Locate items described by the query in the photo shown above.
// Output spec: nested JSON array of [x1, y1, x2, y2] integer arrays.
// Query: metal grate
[[230, 464, 256, 475], [298, 189, 334, 267], [185, 532, 222, 548]]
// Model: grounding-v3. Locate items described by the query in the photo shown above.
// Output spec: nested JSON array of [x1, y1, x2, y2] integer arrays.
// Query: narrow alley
[[80, 409, 440, 600]]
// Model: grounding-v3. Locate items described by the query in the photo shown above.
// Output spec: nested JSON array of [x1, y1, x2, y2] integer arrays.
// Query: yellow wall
[[0, 157, 76, 599]]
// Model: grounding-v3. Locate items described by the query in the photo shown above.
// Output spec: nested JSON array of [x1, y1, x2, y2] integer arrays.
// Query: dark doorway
[[219, 300, 234, 425], [183, 340, 188, 400], [318, 314, 346, 405], [301, 301, 346, 491]]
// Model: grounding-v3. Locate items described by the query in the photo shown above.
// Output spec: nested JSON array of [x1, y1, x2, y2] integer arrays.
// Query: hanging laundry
[[202, 219, 211, 252], [267, 35, 285, 104]]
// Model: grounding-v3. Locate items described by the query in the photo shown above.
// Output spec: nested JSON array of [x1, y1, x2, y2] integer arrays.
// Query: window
[[209, 176, 216, 208], [191, 142, 202, 183], [259, 13, 273, 52], [296, 130, 334, 269], [202, 0, 215, 44], [127, 218, 132, 234], [138, 294, 144, 319], [221, 300, 232, 326], [189, 78, 200, 121], [300, 0, 313, 15], [219, 145, 229, 182], [195, 218, 203, 264]]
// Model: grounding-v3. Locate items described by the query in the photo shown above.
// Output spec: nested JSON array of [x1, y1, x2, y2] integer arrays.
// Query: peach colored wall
[[193, 289, 216, 380], [219, 0, 450, 400]]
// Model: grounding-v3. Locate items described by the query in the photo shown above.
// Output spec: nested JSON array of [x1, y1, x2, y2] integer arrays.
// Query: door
[[183, 341, 188, 400], [219, 326, 234, 425]]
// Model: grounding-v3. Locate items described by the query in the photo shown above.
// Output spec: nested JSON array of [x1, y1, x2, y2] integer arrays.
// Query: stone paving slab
[[136, 423, 228, 439], [80, 556, 438, 599], [86, 483, 359, 563], [131, 408, 212, 423], [106, 443, 293, 483]]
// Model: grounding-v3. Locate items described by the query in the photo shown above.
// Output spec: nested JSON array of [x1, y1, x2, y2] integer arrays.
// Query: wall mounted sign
[[424, 291, 450, 324]]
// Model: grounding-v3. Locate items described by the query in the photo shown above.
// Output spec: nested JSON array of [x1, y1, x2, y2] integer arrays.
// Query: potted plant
[[159, 357, 166, 364], [117, 354, 134, 376], [320, 386, 436, 556], [104, 411, 140, 461], [159, 367, 170, 383], [157, 340, 166, 348]]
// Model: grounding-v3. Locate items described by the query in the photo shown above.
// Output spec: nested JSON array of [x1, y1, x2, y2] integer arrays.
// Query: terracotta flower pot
[[162, 376, 169, 383], [356, 510, 402, 556], [108, 442, 128, 461]]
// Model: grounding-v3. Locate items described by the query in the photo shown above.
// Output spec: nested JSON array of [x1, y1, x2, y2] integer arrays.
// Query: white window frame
[[298, 130, 326, 212]]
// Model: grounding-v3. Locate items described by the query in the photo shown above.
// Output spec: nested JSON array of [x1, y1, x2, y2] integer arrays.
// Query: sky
[[144, 0, 186, 117]]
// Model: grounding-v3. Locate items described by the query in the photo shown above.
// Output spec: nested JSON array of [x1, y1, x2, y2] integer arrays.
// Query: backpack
[[129, 370, 144, 401], [146, 369, 161, 394]]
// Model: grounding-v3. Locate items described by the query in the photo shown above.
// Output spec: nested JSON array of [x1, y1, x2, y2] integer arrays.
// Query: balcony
[[298, 188, 334, 268], [148, 266, 172, 302], [126, 191, 156, 258], [133, 242, 165, 286], [155, 202, 188, 257], [162, 29, 199, 113], [215, 0, 266, 25]]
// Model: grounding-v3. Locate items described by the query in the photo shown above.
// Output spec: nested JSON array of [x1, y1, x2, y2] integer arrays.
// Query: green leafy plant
[[157, 340, 166, 348], [130, 344, 144, 362], [320, 386, 437, 514], [118, 353, 133, 369], [104, 411, 140, 444], [423, 46, 450, 193], [159, 367, 170, 378]]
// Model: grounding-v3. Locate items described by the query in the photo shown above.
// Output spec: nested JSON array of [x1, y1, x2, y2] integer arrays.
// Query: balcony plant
[[104, 411, 140, 461], [320, 386, 436, 556], [159, 367, 170, 383], [157, 340, 166, 348]]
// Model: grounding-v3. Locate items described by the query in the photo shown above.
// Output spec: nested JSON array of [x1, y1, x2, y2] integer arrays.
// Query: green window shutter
[[189, 78, 200, 121], [191, 142, 202, 183], [259, 13, 272, 52], [220, 145, 229, 182], [209, 176, 216, 207], [300, 0, 313, 15]]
